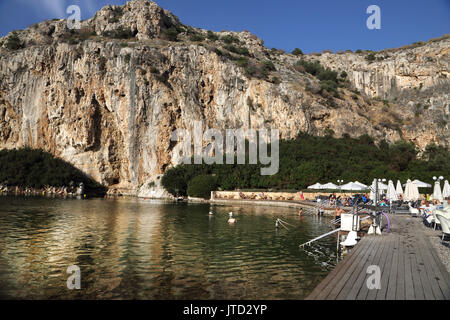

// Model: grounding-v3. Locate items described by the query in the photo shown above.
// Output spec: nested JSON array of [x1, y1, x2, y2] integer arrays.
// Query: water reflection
[[0, 197, 339, 299]]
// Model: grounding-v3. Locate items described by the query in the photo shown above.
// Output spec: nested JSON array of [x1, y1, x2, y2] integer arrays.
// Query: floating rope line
[[276, 218, 290, 230], [277, 218, 295, 228]]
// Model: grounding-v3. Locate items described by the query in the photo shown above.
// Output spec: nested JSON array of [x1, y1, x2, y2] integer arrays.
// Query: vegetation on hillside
[[161, 133, 450, 197], [0, 148, 106, 194], [295, 59, 341, 95]]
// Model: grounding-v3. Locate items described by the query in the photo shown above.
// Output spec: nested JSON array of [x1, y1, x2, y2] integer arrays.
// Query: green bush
[[103, 26, 134, 39], [5, 32, 24, 50], [296, 60, 339, 93], [224, 44, 250, 56], [320, 79, 338, 94], [161, 27, 179, 41], [187, 175, 218, 199], [207, 30, 219, 41], [189, 33, 204, 42], [262, 60, 276, 71], [220, 34, 240, 44], [291, 48, 303, 56], [271, 76, 281, 85], [365, 53, 376, 62], [161, 166, 189, 196]]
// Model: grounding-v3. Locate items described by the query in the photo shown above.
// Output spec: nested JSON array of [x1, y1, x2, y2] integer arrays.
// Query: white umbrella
[[369, 179, 386, 201], [404, 179, 413, 201], [411, 181, 420, 201], [340, 182, 366, 191], [442, 180, 450, 199], [386, 180, 398, 202], [432, 181, 443, 202], [321, 182, 339, 189], [378, 182, 388, 190], [353, 181, 368, 189], [396, 180, 403, 196], [412, 179, 431, 188], [307, 183, 322, 189]]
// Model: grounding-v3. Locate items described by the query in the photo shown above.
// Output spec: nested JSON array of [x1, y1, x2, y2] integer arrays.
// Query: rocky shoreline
[[0, 183, 86, 197]]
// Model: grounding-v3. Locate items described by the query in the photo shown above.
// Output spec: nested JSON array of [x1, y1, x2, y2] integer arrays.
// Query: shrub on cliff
[[224, 44, 250, 56], [161, 27, 179, 41], [187, 175, 218, 199], [365, 53, 376, 62], [5, 32, 24, 50], [189, 33, 204, 42], [220, 34, 240, 44], [291, 48, 303, 56], [103, 26, 134, 39], [207, 31, 219, 41]]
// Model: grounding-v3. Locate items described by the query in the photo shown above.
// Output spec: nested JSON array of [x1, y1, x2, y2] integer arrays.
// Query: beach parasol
[[386, 180, 398, 202], [432, 181, 443, 202], [442, 180, 450, 199], [396, 180, 403, 196]]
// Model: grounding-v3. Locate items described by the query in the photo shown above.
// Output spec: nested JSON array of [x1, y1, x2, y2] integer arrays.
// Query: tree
[[291, 48, 303, 56], [187, 175, 218, 199]]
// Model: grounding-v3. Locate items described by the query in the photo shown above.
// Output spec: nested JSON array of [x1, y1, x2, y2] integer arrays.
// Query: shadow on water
[[0, 196, 340, 299]]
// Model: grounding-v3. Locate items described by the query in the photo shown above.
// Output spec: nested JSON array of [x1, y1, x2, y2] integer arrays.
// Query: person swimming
[[228, 212, 237, 224]]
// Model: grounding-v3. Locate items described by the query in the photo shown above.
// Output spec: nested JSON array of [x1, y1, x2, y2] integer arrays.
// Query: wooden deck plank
[[306, 215, 450, 300], [386, 233, 400, 300], [319, 236, 376, 299], [365, 232, 394, 300], [414, 230, 437, 300], [416, 232, 446, 300], [422, 236, 450, 300], [341, 236, 384, 300], [395, 234, 406, 300], [402, 233, 415, 300], [305, 232, 368, 299], [354, 233, 389, 300], [375, 233, 395, 300], [409, 241, 425, 300], [308, 234, 370, 299], [332, 236, 381, 299]]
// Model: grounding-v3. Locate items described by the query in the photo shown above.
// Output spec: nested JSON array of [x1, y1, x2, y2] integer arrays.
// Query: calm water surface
[[0, 196, 340, 299]]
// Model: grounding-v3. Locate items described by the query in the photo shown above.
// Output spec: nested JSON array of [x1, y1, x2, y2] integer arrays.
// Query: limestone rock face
[[0, 0, 448, 194], [92, 0, 181, 41]]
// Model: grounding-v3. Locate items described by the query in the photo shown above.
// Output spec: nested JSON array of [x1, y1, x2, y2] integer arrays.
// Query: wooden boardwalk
[[306, 215, 450, 300]]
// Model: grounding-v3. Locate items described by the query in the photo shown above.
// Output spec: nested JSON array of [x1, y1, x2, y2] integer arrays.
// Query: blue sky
[[0, 0, 449, 53]]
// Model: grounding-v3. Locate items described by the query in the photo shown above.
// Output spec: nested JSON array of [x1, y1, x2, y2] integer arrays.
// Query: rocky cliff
[[0, 0, 448, 195]]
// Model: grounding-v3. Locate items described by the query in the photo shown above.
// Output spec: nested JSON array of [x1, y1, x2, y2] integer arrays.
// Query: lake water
[[0, 196, 340, 299]]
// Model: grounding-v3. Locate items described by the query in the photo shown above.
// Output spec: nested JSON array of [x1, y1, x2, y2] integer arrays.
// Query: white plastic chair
[[341, 231, 358, 247], [408, 203, 419, 217], [435, 214, 450, 244], [431, 210, 441, 230]]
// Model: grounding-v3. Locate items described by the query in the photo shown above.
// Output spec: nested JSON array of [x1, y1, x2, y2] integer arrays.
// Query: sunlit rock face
[[0, 0, 448, 194]]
